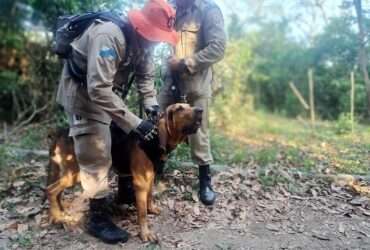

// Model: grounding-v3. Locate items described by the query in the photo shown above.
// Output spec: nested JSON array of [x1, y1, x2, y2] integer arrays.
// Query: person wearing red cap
[[56, 0, 177, 244], [158, 0, 226, 206]]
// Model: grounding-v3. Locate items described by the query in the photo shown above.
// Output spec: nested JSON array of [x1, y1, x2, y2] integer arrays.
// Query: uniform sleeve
[[184, 7, 226, 74], [135, 52, 158, 108], [87, 33, 142, 133]]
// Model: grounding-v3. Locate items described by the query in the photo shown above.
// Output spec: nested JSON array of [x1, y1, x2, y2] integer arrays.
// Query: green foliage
[[211, 132, 246, 164], [12, 232, 33, 248], [141, 243, 161, 250], [334, 113, 353, 135], [1, 0, 367, 126], [249, 22, 310, 115], [0, 0, 147, 125], [165, 144, 191, 171], [216, 107, 370, 175], [216, 13, 368, 121], [0, 70, 19, 92], [0, 125, 48, 172], [54, 110, 69, 128], [0, 145, 12, 170], [212, 38, 254, 129], [164, 130, 246, 172], [28, 0, 144, 29], [0, 144, 28, 171], [18, 127, 46, 149], [257, 165, 290, 188], [0, 30, 25, 50], [254, 147, 278, 166], [0, 70, 20, 121], [228, 13, 246, 40]]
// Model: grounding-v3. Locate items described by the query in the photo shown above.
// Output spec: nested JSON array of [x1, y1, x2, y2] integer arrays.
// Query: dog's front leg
[[47, 180, 65, 224], [147, 178, 161, 215], [133, 174, 157, 242]]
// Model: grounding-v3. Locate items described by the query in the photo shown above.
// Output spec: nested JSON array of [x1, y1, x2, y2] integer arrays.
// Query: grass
[[0, 145, 12, 171], [1, 110, 369, 181], [211, 132, 246, 164], [211, 110, 370, 175], [0, 125, 47, 172], [141, 243, 161, 250], [18, 127, 47, 149], [164, 129, 246, 172], [253, 146, 279, 166], [257, 166, 290, 187], [10, 232, 33, 249]]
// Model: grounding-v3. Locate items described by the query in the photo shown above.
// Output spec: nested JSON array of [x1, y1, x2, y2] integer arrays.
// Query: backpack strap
[[67, 56, 87, 86], [67, 12, 135, 98]]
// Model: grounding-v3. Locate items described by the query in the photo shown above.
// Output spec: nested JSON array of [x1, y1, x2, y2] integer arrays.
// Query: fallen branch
[[7, 147, 48, 157], [317, 173, 370, 185], [297, 171, 370, 197], [294, 171, 370, 184], [3, 122, 8, 143], [9, 103, 49, 136], [289, 82, 310, 110]]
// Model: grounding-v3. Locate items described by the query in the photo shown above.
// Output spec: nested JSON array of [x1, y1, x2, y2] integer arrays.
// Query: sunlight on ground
[[211, 110, 370, 175]]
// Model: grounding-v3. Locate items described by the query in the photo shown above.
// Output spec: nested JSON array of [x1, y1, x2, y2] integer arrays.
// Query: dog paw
[[140, 229, 158, 242], [49, 211, 65, 224], [49, 211, 79, 226], [148, 205, 161, 215], [63, 214, 79, 225]]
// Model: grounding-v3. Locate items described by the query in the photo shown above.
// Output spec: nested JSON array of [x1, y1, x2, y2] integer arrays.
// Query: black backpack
[[53, 11, 136, 98], [52, 11, 127, 59]]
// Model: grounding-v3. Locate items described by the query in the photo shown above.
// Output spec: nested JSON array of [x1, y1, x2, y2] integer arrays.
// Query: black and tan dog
[[46, 103, 203, 241]]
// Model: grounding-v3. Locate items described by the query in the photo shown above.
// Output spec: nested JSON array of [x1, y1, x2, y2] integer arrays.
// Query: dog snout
[[193, 107, 203, 126], [194, 107, 203, 115]]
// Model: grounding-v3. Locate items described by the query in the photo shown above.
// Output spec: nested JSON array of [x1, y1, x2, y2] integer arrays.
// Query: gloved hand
[[135, 119, 158, 144], [145, 105, 160, 123], [168, 57, 187, 74]]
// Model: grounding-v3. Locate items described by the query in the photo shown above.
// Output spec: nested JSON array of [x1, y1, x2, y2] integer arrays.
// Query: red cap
[[128, 0, 178, 46]]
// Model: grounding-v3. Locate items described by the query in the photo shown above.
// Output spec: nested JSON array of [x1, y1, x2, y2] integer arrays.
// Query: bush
[[334, 113, 354, 135], [0, 145, 11, 170]]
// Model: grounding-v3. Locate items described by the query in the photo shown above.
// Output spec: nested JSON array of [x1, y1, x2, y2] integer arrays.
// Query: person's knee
[[74, 133, 111, 166]]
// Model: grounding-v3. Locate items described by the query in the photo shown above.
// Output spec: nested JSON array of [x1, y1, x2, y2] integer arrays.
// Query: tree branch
[[9, 103, 50, 136]]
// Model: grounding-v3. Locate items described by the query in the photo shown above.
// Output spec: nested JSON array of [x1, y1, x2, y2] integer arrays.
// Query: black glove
[[168, 57, 188, 74], [175, 59, 187, 74], [135, 120, 158, 143], [145, 105, 160, 123]]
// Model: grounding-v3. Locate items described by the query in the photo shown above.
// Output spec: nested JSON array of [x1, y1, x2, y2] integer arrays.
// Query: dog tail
[[46, 127, 69, 187]]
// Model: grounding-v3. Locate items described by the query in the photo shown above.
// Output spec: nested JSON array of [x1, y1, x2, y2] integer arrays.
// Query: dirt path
[[1, 161, 370, 250]]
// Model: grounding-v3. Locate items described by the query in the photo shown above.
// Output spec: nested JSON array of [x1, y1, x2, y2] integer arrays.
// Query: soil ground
[[1, 161, 370, 250]]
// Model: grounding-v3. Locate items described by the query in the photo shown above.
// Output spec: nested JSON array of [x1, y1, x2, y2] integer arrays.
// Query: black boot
[[86, 198, 129, 244], [116, 176, 136, 205], [198, 165, 216, 206]]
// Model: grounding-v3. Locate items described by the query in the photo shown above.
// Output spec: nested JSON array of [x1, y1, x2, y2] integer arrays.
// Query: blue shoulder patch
[[99, 47, 117, 59]]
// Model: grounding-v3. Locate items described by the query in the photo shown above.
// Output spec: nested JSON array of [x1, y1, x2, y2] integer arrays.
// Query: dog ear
[[158, 107, 174, 153], [165, 107, 175, 137], [158, 118, 168, 153]]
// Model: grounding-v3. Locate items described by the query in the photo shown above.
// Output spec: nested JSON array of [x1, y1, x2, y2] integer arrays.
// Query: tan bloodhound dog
[[46, 103, 203, 241]]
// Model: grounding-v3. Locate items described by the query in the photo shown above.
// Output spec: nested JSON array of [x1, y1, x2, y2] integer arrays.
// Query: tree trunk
[[353, 0, 370, 116], [308, 68, 315, 128], [351, 71, 355, 133]]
